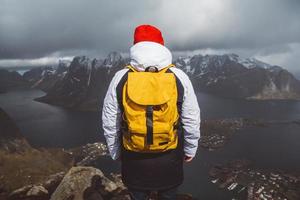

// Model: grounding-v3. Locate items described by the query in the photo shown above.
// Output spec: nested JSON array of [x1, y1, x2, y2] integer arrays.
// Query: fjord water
[[1, 89, 300, 199]]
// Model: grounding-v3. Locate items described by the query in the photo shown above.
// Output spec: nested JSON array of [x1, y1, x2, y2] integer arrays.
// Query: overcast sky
[[0, 0, 299, 74]]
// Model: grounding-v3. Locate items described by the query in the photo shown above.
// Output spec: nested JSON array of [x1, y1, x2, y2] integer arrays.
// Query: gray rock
[[8, 185, 34, 199], [110, 173, 126, 191], [6, 170, 65, 200], [50, 166, 118, 200], [8, 184, 48, 200], [26, 185, 48, 197], [43, 172, 66, 194]]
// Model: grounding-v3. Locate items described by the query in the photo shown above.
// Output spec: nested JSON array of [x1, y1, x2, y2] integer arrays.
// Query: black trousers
[[121, 148, 184, 190], [121, 129, 184, 190]]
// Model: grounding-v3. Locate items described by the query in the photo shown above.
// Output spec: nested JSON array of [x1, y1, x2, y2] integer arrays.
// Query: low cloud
[[0, 0, 299, 71]]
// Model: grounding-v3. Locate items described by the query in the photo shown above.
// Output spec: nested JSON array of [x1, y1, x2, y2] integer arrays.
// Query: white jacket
[[102, 41, 201, 160]]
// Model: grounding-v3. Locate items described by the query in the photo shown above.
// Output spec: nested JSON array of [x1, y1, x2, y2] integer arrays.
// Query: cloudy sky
[[0, 0, 299, 74]]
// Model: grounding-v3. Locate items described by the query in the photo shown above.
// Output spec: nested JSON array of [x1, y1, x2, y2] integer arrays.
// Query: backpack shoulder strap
[[165, 66, 184, 147], [125, 65, 137, 72], [165, 66, 184, 113], [116, 69, 131, 110], [159, 64, 175, 73]]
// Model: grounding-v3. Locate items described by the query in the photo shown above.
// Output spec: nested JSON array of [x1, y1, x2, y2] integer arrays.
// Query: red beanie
[[133, 24, 164, 46]]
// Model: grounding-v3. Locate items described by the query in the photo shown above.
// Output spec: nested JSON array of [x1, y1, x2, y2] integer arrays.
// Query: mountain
[[0, 69, 29, 93], [35, 52, 127, 110], [22, 61, 69, 92], [295, 70, 300, 80], [34, 52, 300, 111], [175, 54, 300, 99], [2, 52, 299, 101]]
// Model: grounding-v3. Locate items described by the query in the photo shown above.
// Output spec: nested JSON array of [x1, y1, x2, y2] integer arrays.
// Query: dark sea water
[[1, 89, 300, 199]]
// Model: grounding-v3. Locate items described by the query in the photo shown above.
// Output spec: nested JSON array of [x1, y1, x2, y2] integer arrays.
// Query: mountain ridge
[[18, 52, 300, 110], [174, 53, 300, 99]]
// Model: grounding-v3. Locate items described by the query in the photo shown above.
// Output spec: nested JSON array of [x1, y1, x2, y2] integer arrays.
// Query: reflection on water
[[0, 89, 103, 148], [1, 89, 300, 199]]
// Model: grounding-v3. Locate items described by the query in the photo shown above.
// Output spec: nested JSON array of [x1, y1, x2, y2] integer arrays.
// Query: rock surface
[[50, 166, 119, 200], [7, 172, 65, 200], [7, 166, 196, 200]]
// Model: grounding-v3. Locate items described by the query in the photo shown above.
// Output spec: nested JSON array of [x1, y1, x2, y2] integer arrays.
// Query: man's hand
[[184, 155, 193, 163]]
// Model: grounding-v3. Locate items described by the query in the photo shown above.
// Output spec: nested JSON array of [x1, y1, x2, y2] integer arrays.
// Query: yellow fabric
[[122, 64, 179, 152], [127, 73, 175, 105]]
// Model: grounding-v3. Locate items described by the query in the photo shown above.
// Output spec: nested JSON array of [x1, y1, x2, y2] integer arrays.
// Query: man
[[102, 24, 200, 200]]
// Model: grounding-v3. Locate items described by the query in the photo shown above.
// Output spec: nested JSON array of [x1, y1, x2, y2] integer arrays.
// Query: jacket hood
[[130, 41, 172, 71]]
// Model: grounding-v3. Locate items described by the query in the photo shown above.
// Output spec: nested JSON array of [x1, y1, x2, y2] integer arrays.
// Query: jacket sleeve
[[102, 69, 128, 160], [171, 68, 201, 158]]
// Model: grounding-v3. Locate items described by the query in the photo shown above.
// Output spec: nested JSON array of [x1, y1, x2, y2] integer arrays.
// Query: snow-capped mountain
[[35, 52, 127, 110], [34, 52, 300, 111], [174, 54, 300, 99], [56, 59, 70, 74], [23, 64, 68, 92], [102, 51, 123, 67], [227, 54, 272, 69]]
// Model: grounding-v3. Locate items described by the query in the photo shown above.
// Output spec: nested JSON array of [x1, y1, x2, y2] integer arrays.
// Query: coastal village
[[209, 160, 300, 200], [201, 118, 300, 199]]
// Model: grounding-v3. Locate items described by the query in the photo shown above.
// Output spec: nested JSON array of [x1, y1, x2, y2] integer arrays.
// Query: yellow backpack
[[121, 64, 180, 153]]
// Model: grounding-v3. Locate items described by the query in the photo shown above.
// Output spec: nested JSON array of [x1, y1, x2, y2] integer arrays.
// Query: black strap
[[116, 69, 131, 139], [166, 68, 184, 148], [146, 106, 154, 145], [166, 68, 184, 115], [116, 69, 131, 111]]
